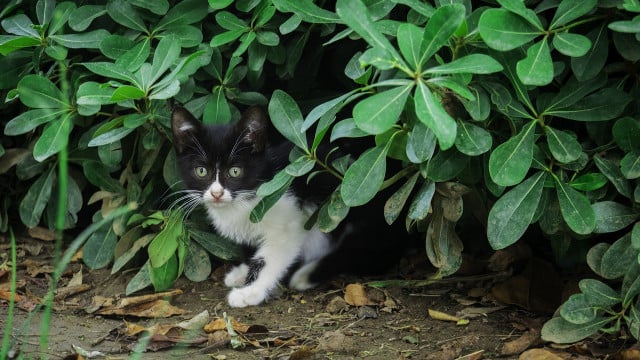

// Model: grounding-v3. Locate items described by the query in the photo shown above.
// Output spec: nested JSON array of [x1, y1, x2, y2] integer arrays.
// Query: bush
[[1, 0, 639, 344]]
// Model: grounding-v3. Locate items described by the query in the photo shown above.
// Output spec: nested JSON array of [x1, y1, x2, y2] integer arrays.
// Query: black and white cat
[[171, 106, 404, 307]]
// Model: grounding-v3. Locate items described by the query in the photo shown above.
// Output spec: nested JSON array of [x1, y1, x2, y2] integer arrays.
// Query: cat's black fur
[[171, 105, 406, 307]]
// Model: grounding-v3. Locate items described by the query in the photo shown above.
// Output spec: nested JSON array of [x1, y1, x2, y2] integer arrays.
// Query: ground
[[0, 236, 628, 359]]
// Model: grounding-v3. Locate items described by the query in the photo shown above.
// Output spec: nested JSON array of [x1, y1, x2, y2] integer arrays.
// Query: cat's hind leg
[[288, 260, 320, 291]]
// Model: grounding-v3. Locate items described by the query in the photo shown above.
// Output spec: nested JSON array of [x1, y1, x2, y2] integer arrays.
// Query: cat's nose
[[211, 189, 224, 199]]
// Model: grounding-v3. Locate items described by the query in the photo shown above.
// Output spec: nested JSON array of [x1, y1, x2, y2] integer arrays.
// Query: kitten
[[171, 106, 404, 307]]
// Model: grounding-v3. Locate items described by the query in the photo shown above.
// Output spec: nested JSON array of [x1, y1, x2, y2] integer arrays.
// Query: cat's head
[[171, 106, 272, 208]]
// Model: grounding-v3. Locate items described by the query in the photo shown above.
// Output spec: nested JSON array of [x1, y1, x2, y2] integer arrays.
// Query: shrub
[[1, 0, 639, 343]]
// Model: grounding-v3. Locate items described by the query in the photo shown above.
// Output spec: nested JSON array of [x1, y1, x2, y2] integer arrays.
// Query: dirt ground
[[0, 236, 625, 360]]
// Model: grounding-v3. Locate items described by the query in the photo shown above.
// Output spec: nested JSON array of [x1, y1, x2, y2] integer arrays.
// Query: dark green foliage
[[1, 0, 640, 343]]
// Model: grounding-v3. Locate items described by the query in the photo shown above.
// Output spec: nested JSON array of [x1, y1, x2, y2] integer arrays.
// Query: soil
[[0, 237, 567, 360]]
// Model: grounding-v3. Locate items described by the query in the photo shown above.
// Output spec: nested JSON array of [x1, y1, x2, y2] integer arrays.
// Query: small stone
[[326, 296, 348, 314], [357, 306, 378, 319]]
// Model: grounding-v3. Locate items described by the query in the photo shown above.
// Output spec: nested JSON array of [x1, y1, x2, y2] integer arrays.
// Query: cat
[[171, 105, 405, 307]]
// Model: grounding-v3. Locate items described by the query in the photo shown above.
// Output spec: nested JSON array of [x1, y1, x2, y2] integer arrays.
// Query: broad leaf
[[354, 85, 411, 135], [554, 178, 596, 235], [479, 9, 540, 51], [545, 126, 582, 163], [33, 114, 73, 162], [148, 212, 183, 268], [553, 32, 591, 57], [621, 150, 640, 179], [19, 168, 55, 227], [455, 120, 492, 156], [414, 81, 456, 149], [592, 201, 639, 234], [418, 4, 466, 66], [548, 88, 632, 121], [601, 233, 636, 279], [542, 316, 611, 344], [516, 38, 553, 86], [106, 0, 147, 32], [550, 0, 597, 29], [17, 74, 67, 109], [579, 279, 620, 307], [425, 54, 503, 75], [268, 90, 308, 151], [560, 293, 597, 324], [487, 171, 546, 250], [384, 172, 419, 225], [341, 142, 390, 207], [489, 120, 536, 187]]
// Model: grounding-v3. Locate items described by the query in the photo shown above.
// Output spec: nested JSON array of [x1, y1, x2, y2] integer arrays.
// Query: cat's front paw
[[227, 286, 268, 307], [224, 264, 249, 288]]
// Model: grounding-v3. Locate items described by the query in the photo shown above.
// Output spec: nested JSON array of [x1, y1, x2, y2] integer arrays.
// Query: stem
[[380, 165, 417, 191], [0, 228, 17, 360]]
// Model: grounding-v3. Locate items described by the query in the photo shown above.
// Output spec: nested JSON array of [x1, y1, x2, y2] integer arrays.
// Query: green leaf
[[384, 172, 419, 225], [541, 316, 612, 344], [272, 0, 340, 24], [571, 24, 608, 81], [155, 0, 208, 31], [285, 156, 315, 177], [69, 5, 107, 31], [116, 38, 150, 72], [455, 120, 493, 156], [110, 85, 145, 102], [546, 73, 606, 112], [461, 86, 490, 121], [354, 85, 411, 135], [4, 109, 64, 136], [545, 127, 582, 163], [622, 260, 640, 306], [406, 121, 437, 163], [82, 161, 124, 193], [82, 62, 138, 86], [425, 54, 503, 75], [112, 233, 154, 274], [554, 178, 596, 235], [151, 34, 181, 84], [250, 176, 293, 223], [497, 0, 543, 29], [149, 253, 178, 291], [330, 118, 368, 141], [592, 201, 639, 234], [33, 114, 73, 162], [17, 74, 67, 109], [408, 180, 435, 221], [516, 38, 553, 86], [601, 233, 636, 279], [0, 35, 41, 56], [204, 88, 231, 124], [550, 0, 597, 29], [548, 88, 632, 121], [487, 172, 546, 250], [106, 0, 147, 32], [84, 218, 118, 269], [125, 261, 152, 295], [341, 142, 390, 207], [418, 4, 466, 66], [560, 293, 597, 324], [613, 117, 640, 151], [268, 90, 308, 150], [19, 168, 55, 227], [184, 241, 211, 282], [397, 23, 422, 70], [479, 9, 540, 51], [414, 81, 456, 149], [36, 0, 55, 25], [2, 14, 39, 37], [595, 155, 632, 198], [88, 127, 135, 147], [148, 212, 183, 268], [579, 279, 620, 308], [570, 173, 608, 192], [335, 0, 403, 64], [621, 150, 640, 179], [489, 120, 536, 187], [130, 0, 168, 15], [210, 29, 245, 47], [216, 11, 246, 30], [318, 189, 350, 232], [553, 32, 591, 57], [425, 149, 468, 182], [51, 29, 109, 49], [189, 228, 242, 261]]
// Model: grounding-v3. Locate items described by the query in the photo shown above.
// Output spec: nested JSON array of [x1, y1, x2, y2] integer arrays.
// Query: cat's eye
[[194, 166, 208, 177], [228, 166, 242, 178]]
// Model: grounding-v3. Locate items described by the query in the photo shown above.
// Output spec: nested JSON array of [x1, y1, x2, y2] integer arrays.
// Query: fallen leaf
[[458, 349, 485, 360], [55, 284, 91, 301], [28, 226, 58, 241], [178, 310, 210, 330], [344, 283, 376, 306], [502, 329, 541, 356], [428, 309, 462, 323], [457, 305, 506, 319], [204, 317, 250, 334], [92, 290, 186, 318], [68, 268, 83, 287], [21, 259, 54, 277], [620, 348, 640, 360], [519, 348, 564, 360]]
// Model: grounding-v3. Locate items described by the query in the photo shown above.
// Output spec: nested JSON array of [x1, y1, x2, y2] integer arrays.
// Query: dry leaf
[[178, 310, 210, 330], [204, 317, 250, 334], [501, 329, 541, 356], [96, 298, 187, 317], [22, 259, 54, 277], [68, 269, 83, 287], [457, 306, 506, 319], [519, 348, 564, 360], [428, 309, 470, 325], [344, 283, 376, 306], [458, 349, 485, 360], [55, 284, 91, 301], [28, 226, 58, 241]]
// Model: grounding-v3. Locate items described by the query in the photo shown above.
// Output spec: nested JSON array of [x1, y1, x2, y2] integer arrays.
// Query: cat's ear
[[236, 106, 268, 153], [171, 106, 201, 153]]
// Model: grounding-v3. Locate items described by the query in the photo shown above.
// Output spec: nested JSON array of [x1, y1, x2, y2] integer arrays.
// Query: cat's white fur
[[203, 177, 335, 307]]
